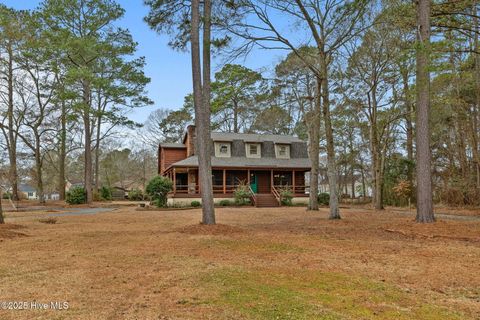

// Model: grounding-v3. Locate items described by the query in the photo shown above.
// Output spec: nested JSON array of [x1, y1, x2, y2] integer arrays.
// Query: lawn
[[0, 206, 478, 319]]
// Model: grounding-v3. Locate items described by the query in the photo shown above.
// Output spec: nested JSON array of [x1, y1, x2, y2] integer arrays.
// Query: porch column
[[247, 169, 250, 185], [270, 170, 274, 190], [292, 170, 296, 194], [223, 169, 226, 194], [173, 168, 176, 194]]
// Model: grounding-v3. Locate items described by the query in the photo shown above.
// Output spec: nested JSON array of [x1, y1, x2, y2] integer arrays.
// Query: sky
[[2, 0, 285, 124]]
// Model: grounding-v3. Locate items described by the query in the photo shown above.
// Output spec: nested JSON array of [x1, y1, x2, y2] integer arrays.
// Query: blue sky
[[2, 0, 285, 123]]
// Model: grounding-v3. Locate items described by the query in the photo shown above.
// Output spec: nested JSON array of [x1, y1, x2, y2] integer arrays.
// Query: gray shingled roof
[[160, 142, 186, 148], [170, 156, 311, 169], [211, 132, 302, 143]]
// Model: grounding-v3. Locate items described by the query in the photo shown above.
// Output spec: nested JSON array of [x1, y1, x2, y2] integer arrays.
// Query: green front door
[[250, 173, 258, 193]]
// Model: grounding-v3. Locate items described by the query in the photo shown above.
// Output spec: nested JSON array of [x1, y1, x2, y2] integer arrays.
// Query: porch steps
[[255, 193, 280, 207]]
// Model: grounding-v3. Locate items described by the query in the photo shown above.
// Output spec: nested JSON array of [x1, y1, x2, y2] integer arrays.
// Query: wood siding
[[159, 148, 187, 174]]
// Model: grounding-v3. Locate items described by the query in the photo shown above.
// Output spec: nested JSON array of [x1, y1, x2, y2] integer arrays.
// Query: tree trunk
[[35, 147, 45, 205], [58, 100, 66, 200], [307, 80, 321, 211], [321, 58, 340, 220], [95, 115, 102, 192], [191, 0, 215, 224], [415, 0, 435, 223], [474, 0, 480, 190], [83, 80, 93, 204], [0, 190, 4, 224], [233, 100, 239, 133], [7, 42, 18, 201], [361, 159, 366, 198], [401, 66, 415, 198]]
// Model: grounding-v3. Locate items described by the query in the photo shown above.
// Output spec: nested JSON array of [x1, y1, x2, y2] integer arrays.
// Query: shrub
[[191, 200, 201, 207], [318, 193, 329, 206], [39, 217, 57, 224], [100, 186, 113, 201], [2, 192, 11, 200], [279, 187, 293, 206], [219, 199, 231, 206], [93, 191, 101, 201], [146, 176, 173, 207], [66, 187, 86, 205], [128, 188, 144, 201], [234, 182, 251, 205]]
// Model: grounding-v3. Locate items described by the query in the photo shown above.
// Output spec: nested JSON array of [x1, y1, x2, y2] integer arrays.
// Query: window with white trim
[[215, 142, 231, 157], [246, 143, 261, 158], [275, 144, 290, 159]]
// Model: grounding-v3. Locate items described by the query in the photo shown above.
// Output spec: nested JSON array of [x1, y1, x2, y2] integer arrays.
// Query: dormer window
[[246, 143, 261, 158], [275, 144, 290, 159], [215, 142, 231, 157]]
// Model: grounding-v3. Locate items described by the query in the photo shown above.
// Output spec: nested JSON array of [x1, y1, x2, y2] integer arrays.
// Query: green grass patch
[[199, 238, 305, 254], [200, 267, 466, 320]]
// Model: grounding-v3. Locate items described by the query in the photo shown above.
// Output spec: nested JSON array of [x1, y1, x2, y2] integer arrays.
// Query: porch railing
[[170, 184, 238, 195], [248, 185, 256, 206], [271, 186, 281, 206], [273, 185, 310, 195]]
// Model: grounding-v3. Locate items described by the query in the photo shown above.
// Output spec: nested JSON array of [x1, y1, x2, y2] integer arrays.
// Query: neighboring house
[[19, 184, 37, 200], [19, 184, 61, 201], [158, 125, 311, 207], [318, 174, 372, 198]]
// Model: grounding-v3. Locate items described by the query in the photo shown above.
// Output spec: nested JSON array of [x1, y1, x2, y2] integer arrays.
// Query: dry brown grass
[[0, 206, 479, 319]]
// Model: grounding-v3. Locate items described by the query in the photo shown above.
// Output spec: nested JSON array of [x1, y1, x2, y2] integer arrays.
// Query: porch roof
[[168, 156, 311, 170]]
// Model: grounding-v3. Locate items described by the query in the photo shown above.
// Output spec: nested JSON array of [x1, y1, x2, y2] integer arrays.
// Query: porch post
[[173, 168, 176, 194], [198, 169, 201, 194], [292, 170, 296, 194], [270, 169, 274, 190], [223, 169, 226, 194], [247, 169, 250, 185]]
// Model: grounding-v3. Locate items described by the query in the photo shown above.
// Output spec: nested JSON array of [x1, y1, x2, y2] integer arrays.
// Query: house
[[158, 125, 311, 207], [318, 174, 371, 199], [18, 184, 61, 201], [19, 184, 37, 200]]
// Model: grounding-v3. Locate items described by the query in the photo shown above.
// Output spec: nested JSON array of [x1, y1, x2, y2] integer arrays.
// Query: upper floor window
[[215, 142, 231, 157], [275, 144, 290, 159], [246, 143, 261, 158]]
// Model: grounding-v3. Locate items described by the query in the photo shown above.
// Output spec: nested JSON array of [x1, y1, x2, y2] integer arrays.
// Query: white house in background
[[19, 184, 37, 200], [18, 184, 60, 201]]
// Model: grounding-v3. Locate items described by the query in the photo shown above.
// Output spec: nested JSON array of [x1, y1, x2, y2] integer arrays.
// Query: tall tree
[[229, 0, 369, 218], [0, 6, 23, 201], [415, 0, 435, 223], [41, 0, 146, 204], [145, 0, 218, 224], [211, 64, 264, 133], [191, 0, 215, 224]]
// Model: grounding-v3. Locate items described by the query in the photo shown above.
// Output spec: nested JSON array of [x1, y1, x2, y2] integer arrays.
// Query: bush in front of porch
[[233, 183, 251, 206], [146, 176, 173, 207]]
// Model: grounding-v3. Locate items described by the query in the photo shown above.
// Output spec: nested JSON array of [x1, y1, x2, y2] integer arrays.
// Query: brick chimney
[[186, 125, 196, 157]]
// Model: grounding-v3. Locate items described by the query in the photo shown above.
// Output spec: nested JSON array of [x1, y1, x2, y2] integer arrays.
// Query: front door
[[250, 173, 258, 193]]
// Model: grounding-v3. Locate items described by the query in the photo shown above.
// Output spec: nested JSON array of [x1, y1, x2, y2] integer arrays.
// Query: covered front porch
[[163, 167, 310, 198]]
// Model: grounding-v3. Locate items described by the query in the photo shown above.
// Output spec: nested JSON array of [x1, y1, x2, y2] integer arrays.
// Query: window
[[275, 144, 290, 159], [246, 143, 261, 158], [215, 142, 231, 157]]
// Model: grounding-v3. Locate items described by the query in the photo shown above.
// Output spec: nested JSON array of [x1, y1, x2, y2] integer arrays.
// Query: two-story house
[[158, 125, 311, 207]]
